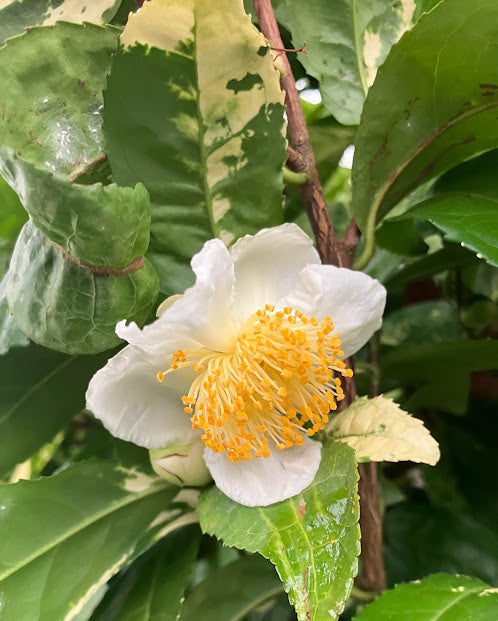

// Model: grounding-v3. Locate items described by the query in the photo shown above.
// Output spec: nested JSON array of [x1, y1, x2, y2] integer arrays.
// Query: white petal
[[230, 223, 320, 322], [116, 238, 238, 355], [280, 264, 386, 358], [160, 238, 238, 352], [204, 438, 322, 507], [86, 346, 197, 449]]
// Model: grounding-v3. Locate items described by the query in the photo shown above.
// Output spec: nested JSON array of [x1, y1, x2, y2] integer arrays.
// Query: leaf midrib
[[0, 356, 75, 425], [0, 480, 168, 582]]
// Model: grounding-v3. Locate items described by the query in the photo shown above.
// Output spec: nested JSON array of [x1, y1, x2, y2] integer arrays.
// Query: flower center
[[157, 305, 352, 462]]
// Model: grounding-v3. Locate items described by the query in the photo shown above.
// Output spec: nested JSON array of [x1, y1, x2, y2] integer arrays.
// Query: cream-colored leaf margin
[[121, 0, 285, 233], [327, 395, 440, 465], [43, 0, 120, 25]]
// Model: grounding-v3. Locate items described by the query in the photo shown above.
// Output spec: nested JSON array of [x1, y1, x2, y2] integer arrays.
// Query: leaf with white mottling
[[275, 0, 417, 125], [327, 395, 440, 465], [0, 0, 121, 45], [104, 0, 287, 293]]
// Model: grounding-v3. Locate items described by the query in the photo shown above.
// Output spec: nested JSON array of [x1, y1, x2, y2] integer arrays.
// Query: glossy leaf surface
[[104, 0, 286, 293], [352, 0, 498, 264], [180, 555, 282, 621], [0, 462, 177, 621], [94, 525, 201, 621], [355, 573, 497, 621], [198, 441, 359, 621], [0, 343, 116, 475]]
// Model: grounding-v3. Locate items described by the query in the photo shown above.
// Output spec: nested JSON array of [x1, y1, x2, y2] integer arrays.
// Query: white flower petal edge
[[204, 438, 322, 507], [280, 264, 386, 358], [86, 347, 197, 449], [117, 238, 238, 355], [230, 223, 320, 323]]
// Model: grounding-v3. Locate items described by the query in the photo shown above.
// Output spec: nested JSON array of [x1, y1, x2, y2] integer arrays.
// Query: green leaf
[[0, 343, 117, 476], [0, 24, 154, 269], [381, 338, 498, 383], [433, 149, 498, 200], [0, 0, 121, 45], [352, 0, 498, 266], [402, 195, 498, 267], [354, 573, 497, 621], [384, 497, 498, 587], [275, 0, 418, 125], [198, 441, 360, 621], [0, 462, 178, 621], [327, 396, 440, 465], [0, 275, 28, 356], [381, 301, 466, 347], [6, 221, 159, 354], [104, 0, 286, 293], [0, 22, 117, 180], [180, 555, 282, 621], [93, 525, 201, 621], [0, 174, 26, 240], [384, 244, 479, 289]]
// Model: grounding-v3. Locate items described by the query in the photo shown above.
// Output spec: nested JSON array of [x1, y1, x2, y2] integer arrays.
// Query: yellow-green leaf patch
[[327, 395, 440, 465]]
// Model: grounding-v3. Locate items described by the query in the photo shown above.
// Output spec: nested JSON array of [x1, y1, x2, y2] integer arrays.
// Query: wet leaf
[[198, 441, 360, 621]]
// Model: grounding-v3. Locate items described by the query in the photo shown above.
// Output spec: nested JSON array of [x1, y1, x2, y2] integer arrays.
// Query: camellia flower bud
[[149, 437, 212, 487]]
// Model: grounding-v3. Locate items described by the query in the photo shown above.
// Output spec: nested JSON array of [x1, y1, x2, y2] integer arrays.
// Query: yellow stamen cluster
[[157, 305, 352, 462]]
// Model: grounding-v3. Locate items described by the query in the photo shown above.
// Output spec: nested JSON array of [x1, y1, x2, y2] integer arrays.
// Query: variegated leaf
[[275, 0, 418, 125], [327, 395, 440, 465], [104, 0, 287, 293], [0, 0, 121, 45]]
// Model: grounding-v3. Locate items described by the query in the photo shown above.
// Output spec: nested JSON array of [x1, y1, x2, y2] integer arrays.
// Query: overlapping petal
[[230, 223, 320, 323], [203, 438, 322, 507], [280, 264, 386, 358], [86, 347, 196, 449]]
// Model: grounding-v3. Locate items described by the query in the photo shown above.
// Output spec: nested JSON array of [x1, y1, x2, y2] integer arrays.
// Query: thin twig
[[253, 0, 346, 267]]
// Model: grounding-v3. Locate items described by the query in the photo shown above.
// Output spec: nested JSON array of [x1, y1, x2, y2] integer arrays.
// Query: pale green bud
[[149, 437, 212, 487]]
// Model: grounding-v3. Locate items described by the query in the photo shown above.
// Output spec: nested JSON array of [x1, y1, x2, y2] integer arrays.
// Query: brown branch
[[253, 0, 347, 267], [253, 0, 386, 596], [356, 462, 387, 593]]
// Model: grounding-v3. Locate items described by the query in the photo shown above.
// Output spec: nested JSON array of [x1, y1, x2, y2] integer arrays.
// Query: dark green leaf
[[352, 0, 498, 265], [354, 573, 497, 621], [0, 343, 117, 475], [384, 244, 479, 289], [0, 462, 177, 621], [433, 149, 498, 200], [180, 555, 282, 621], [384, 496, 498, 587], [94, 525, 201, 621], [402, 195, 498, 267], [198, 441, 360, 621], [382, 339, 498, 383], [381, 301, 466, 347], [0, 174, 26, 240]]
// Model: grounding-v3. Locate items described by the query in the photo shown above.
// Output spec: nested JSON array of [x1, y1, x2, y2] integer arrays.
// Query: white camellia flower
[[86, 224, 386, 507]]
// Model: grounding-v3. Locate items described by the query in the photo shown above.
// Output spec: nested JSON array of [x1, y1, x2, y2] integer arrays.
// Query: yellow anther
[[157, 305, 349, 462]]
